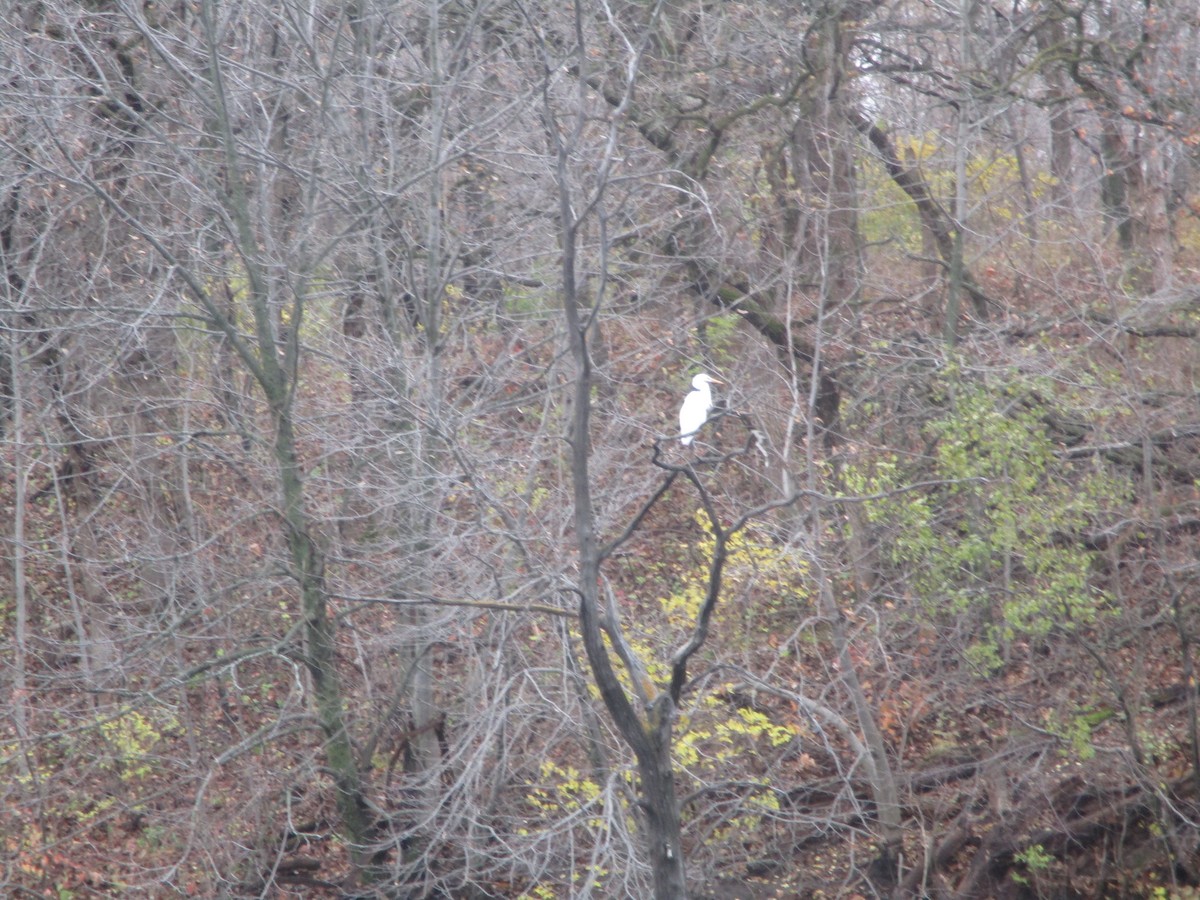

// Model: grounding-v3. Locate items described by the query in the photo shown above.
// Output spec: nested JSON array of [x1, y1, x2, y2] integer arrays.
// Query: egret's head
[[691, 373, 723, 389]]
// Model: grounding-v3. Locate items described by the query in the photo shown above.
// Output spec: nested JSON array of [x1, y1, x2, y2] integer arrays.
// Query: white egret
[[679, 374, 723, 445]]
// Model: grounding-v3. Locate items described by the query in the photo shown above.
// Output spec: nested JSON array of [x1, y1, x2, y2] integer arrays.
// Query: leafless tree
[[3, 0, 1199, 897]]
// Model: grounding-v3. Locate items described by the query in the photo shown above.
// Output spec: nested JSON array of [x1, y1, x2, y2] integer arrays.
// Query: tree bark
[[848, 109, 994, 323], [562, 193, 690, 900], [198, 0, 376, 871]]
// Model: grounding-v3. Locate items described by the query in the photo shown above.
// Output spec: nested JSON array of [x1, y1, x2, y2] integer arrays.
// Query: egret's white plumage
[[679, 374, 723, 445]]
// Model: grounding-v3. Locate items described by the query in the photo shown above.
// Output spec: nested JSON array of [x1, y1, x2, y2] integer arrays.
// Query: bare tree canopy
[[2, 0, 1199, 897]]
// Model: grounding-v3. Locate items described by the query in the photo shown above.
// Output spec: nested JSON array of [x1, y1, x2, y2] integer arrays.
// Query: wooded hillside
[[2, 0, 1199, 897]]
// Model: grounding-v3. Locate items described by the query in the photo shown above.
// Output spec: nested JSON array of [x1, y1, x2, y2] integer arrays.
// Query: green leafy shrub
[[99, 708, 177, 783], [843, 367, 1124, 668]]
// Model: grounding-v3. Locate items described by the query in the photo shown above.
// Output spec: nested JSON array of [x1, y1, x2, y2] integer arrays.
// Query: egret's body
[[679, 374, 723, 445]]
